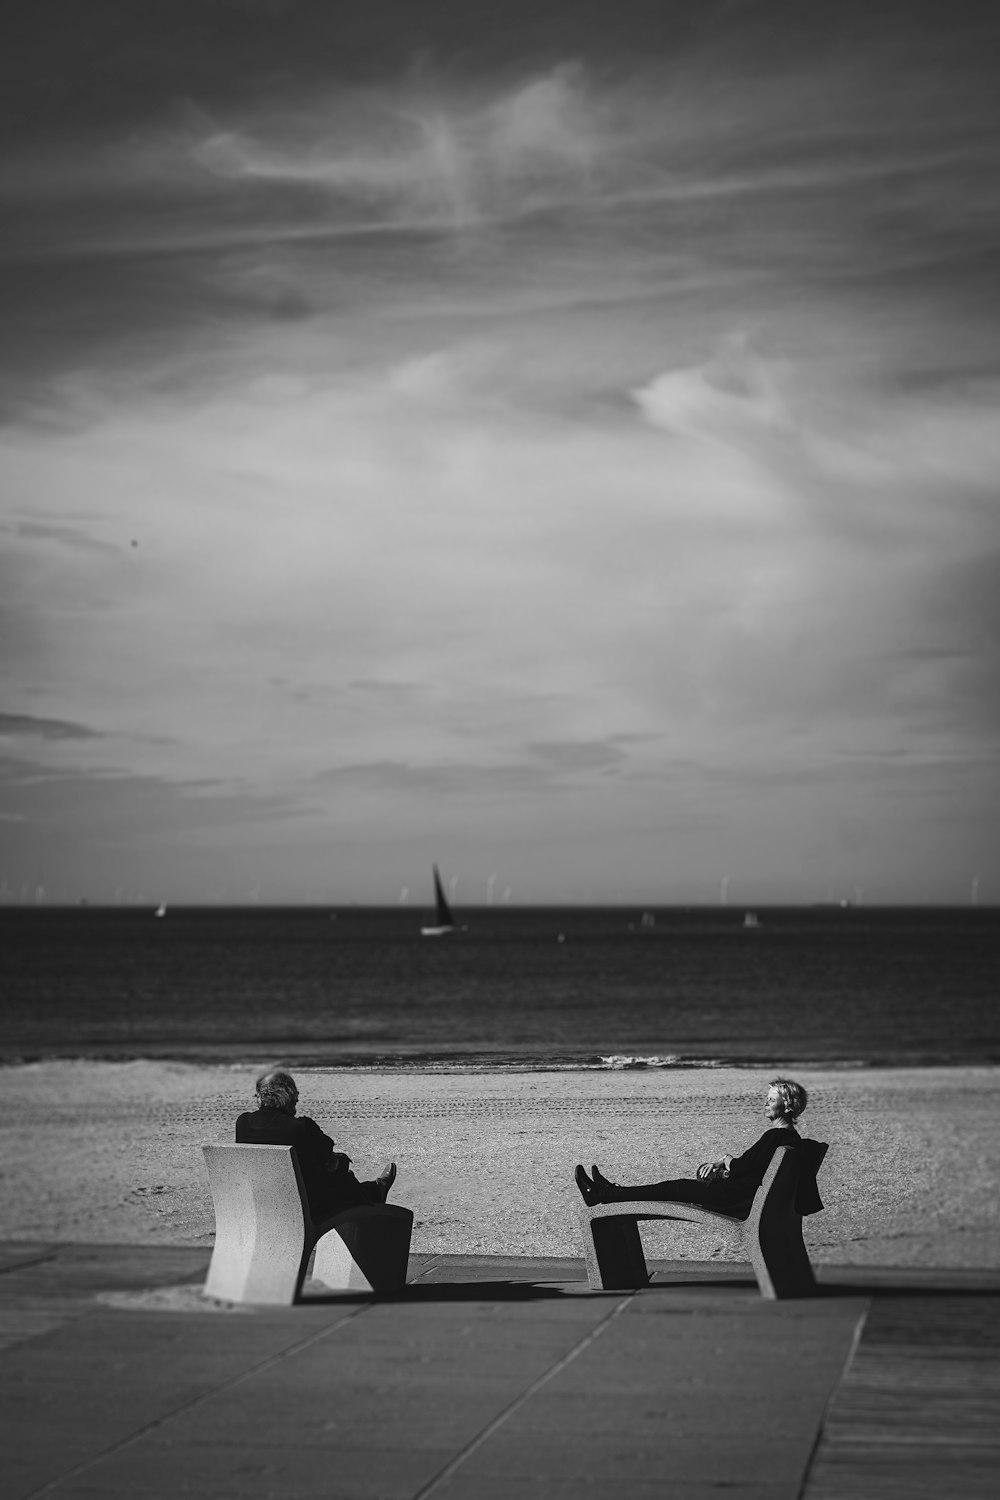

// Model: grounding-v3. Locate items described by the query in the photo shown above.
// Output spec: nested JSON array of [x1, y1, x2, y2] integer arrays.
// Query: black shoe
[[377, 1162, 397, 1202], [590, 1165, 616, 1197], [575, 1164, 599, 1206]]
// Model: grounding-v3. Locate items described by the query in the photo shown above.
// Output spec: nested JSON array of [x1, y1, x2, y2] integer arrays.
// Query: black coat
[[694, 1127, 824, 1218], [235, 1107, 380, 1220]]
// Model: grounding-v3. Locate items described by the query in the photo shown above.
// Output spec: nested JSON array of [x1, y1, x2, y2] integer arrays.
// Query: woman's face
[[765, 1086, 785, 1120]]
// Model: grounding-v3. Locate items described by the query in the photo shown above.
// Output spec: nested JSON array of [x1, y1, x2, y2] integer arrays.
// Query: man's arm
[[295, 1116, 352, 1174]]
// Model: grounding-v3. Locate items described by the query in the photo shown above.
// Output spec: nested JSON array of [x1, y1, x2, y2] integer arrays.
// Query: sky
[[1, 0, 999, 906]]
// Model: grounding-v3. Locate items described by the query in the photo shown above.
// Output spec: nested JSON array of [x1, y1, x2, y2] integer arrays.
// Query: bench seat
[[579, 1141, 827, 1299]]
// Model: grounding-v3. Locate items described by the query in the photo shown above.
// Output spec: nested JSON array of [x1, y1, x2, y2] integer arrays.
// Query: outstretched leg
[[577, 1166, 705, 1206]]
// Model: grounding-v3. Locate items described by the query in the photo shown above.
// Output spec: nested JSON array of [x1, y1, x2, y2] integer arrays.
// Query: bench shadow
[[648, 1275, 758, 1290], [647, 1274, 1000, 1300], [302, 1279, 573, 1305], [279, 1275, 1000, 1308], [816, 1282, 1000, 1299]]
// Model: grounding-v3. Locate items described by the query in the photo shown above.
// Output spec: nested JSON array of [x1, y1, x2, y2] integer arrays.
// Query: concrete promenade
[[1, 1243, 997, 1499]]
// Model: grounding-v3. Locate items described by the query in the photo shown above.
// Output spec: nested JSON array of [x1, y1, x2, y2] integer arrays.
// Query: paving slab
[[0, 1242, 213, 1352], [804, 1291, 1000, 1500], [430, 1293, 865, 1498], [1, 1243, 997, 1500], [2, 1306, 369, 1496]]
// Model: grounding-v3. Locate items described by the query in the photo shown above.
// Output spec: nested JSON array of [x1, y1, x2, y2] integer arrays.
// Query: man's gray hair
[[769, 1077, 808, 1122], [255, 1069, 298, 1111]]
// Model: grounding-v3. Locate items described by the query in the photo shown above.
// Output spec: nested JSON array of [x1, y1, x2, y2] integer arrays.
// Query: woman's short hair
[[769, 1077, 808, 1122], [255, 1069, 298, 1111]]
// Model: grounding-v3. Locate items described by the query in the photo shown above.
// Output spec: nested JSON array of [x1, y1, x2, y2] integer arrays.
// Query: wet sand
[[1, 1060, 997, 1267]]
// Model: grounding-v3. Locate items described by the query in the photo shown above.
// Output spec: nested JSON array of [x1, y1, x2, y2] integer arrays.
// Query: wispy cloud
[[193, 63, 599, 230], [319, 738, 627, 798], [4, 331, 997, 783], [5, 32, 998, 276], [0, 713, 100, 742]]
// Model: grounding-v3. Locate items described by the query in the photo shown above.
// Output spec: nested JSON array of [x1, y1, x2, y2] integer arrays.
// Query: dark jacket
[[697, 1127, 824, 1218], [235, 1107, 379, 1221]]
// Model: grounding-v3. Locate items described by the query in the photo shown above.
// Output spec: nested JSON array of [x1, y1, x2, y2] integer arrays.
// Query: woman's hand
[[696, 1158, 729, 1182], [325, 1151, 352, 1174]]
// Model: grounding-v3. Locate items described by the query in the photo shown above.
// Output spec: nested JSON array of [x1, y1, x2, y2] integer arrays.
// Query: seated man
[[236, 1069, 397, 1222], [574, 1077, 823, 1221]]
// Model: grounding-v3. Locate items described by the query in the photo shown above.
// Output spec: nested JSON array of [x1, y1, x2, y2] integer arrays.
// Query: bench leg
[[747, 1214, 818, 1300], [311, 1209, 413, 1295], [584, 1215, 650, 1290], [203, 1216, 309, 1305]]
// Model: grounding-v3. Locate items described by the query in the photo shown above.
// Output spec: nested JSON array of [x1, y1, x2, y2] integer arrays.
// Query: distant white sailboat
[[743, 911, 760, 929], [154, 902, 167, 918], [421, 864, 456, 937]]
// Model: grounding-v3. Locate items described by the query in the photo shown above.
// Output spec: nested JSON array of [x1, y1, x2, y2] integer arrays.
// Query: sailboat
[[421, 864, 456, 937]]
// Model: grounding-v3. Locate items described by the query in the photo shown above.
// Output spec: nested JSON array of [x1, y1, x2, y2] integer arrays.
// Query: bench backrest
[[795, 1139, 828, 1216], [203, 1143, 312, 1237], [801, 1139, 829, 1170], [756, 1139, 828, 1221]]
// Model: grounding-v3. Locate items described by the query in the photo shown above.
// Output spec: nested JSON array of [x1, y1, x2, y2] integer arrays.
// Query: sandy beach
[[1, 1060, 997, 1268]]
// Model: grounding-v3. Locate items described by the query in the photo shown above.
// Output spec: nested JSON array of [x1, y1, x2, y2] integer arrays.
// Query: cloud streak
[[0, 713, 100, 742]]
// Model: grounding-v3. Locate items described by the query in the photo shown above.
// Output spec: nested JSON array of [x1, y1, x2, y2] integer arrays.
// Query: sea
[[1, 905, 997, 1070]]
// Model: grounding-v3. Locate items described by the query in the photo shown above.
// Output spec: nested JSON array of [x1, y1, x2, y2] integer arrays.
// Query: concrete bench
[[579, 1141, 828, 1299], [202, 1143, 414, 1305]]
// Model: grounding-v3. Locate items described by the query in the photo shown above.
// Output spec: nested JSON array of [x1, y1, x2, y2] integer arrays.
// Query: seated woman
[[236, 1069, 397, 1223], [575, 1077, 820, 1220]]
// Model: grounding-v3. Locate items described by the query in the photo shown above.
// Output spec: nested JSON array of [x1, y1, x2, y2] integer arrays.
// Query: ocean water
[[1, 905, 997, 1069]]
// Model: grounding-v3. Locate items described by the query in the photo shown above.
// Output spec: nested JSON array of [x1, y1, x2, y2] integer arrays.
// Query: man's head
[[255, 1069, 299, 1115]]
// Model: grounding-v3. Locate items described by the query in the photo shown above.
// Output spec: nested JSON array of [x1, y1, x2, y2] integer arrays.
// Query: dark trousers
[[602, 1177, 704, 1204], [312, 1169, 385, 1221], [600, 1175, 755, 1219]]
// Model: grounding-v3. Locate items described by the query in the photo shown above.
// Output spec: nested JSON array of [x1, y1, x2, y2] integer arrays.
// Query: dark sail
[[432, 864, 455, 928]]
